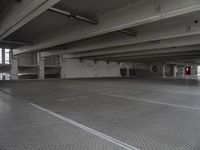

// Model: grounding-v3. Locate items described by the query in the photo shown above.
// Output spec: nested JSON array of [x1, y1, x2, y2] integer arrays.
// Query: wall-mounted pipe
[[119, 29, 138, 37]]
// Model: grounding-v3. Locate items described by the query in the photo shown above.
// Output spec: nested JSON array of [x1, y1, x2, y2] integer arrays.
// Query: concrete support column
[[61, 58, 66, 79], [59, 54, 63, 67], [37, 52, 45, 79], [10, 54, 18, 80], [174, 65, 177, 77], [2, 48, 5, 64], [126, 63, 130, 77], [163, 65, 166, 78], [60, 54, 65, 79]]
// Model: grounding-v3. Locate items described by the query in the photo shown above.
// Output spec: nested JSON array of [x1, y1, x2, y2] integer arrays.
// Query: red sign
[[185, 67, 191, 75]]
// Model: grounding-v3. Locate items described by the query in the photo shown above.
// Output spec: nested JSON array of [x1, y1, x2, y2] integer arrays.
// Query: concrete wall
[[175, 65, 198, 76], [61, 59, 120, 78], [18, 52, 37, 65], [191, 65, 198, 75], [45, 55, 60, 66], [165, 64, 173, 77], [134, 63, 163, 77], [176, 65, 184, 76]]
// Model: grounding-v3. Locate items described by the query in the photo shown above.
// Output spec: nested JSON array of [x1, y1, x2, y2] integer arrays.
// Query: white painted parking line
[[57, 96, 88, 102], [101, 93, 200, 111], [30, 103, 140, 150]]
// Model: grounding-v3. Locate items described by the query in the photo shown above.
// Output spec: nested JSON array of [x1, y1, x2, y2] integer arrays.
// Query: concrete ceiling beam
[[101, 52, 200, 61], [84, 45, 200, 60], [40, 49, 72, 57], [69, 35, 200, 57], [111, 55, 200, 62]]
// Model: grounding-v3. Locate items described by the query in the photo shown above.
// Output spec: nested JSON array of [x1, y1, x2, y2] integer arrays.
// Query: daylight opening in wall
[[0, 73, 10, 80], [197, 66, 200, 75], [5, 49, 10, 64]]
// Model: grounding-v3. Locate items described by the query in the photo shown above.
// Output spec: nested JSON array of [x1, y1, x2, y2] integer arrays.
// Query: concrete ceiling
[[0, 0, 12, 15], [1, 0, 200, 63], [4, 0, 141, 43], [54, 0, 140, 17], [0, 0, 61, 47], [4, 10, 85, 43]]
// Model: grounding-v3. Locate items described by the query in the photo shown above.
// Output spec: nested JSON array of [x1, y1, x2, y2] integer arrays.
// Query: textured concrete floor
[[0, 78, 200, 150]]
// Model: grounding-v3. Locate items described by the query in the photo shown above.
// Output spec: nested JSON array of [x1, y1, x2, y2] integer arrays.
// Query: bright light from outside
[[0, 48, 11, 80], [0, 73, 10, 80], [5, 49, 10, 64], [0, 48, 2, 64], [198, 66, 200, 75]]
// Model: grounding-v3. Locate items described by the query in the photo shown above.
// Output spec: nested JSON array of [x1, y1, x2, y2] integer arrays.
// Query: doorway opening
[[185, 66, 191, 75]]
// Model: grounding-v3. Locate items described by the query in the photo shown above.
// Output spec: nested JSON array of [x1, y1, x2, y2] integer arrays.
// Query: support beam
[[0, 0, 61, 40], [109, 55, 200, 62], [70, 35, 200, 58], [40, 50, 75, 57], [14, 0, 200, 54], [1, 40, 31, 45], [101, 52, 200, 61], [87, 45, 200, 60], [123, 57, 200, 63]]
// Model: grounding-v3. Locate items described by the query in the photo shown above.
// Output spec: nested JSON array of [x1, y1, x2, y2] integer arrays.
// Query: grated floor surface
[[0, 78, 200, 150]]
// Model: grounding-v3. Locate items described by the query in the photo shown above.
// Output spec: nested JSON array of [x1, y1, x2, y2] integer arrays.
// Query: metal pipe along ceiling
[[48, 7, 99, 25]]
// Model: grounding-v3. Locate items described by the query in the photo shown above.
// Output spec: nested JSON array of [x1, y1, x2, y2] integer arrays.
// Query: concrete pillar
[[163, 65, 166, 78], [60, 55, 65, 79], [174, 65, 177, 77], [10, 55, 18, 80], [37, 52, 45, 79], [59, 54, 63, 67], [60, 54, 68, 79], [61, 58, 66, 79], [126, 68, 129, 77], [2, 48, 5, 64], [127, 62, 134, 77]]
